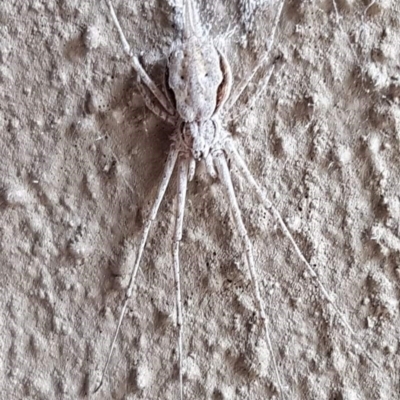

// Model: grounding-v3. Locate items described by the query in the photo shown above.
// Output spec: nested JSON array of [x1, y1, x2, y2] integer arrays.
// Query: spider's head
[[183, 120, 216, 160]]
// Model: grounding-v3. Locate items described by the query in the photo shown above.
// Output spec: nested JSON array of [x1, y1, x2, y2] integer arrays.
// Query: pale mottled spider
[[95, 1, 375, 398]]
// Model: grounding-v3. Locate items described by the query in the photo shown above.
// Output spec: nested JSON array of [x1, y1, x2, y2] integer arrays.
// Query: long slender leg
[[226, 0, 286, 111], [230, 63, 276, 125], [225, 138, 379, 367], [213, 152, 285, 396], [136, 81, 177, 125], [94, 146, 179, 393], [105, 0, 176, 116], [172, 158, 189, 400]]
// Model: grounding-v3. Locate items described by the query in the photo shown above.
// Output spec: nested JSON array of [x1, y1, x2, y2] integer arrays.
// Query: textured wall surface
[[1, 1, 399, 399]]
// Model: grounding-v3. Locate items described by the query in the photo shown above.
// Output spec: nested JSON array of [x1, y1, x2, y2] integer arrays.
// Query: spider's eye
[[193, 149, 203, 160]]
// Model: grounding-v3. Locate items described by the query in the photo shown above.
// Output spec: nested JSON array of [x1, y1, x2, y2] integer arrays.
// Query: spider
[[94, 1, 373, 398]]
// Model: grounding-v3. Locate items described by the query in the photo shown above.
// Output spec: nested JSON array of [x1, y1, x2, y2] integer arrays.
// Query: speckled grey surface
[[1, 1, 399, 399]]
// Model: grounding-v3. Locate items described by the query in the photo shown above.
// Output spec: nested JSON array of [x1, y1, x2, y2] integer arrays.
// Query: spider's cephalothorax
[[178, 119, 218, 161]]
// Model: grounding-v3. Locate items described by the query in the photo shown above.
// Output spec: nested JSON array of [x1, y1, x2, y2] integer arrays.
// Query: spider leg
[[94, 146, 179, 393], [226, 0, 285, 112], [230, 62, 275, 125], [105, 0, 176, 116], [136, 80, 177, 125], [224, 138, 379, 368], [172, 157, 190, 400], [213, 151, 285, 396]]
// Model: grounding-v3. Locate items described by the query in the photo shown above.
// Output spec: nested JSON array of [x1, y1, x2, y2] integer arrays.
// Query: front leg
[[225, 0, 285, 112], [136, 80, 178, 125], [105, 0, 176, 116]]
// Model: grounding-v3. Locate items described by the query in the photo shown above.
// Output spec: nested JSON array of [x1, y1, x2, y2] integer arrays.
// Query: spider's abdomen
[[168, 38, 223, 122]]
